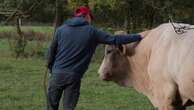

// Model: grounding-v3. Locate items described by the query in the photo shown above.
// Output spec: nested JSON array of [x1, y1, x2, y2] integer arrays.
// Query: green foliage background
[[1, 0, 194, 31]]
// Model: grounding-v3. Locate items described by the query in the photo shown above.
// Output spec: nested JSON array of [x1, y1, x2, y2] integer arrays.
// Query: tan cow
[[98, 23, 194, 110]]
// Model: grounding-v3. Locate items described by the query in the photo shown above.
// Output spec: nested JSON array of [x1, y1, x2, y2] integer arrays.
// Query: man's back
[[48, 17, 142, 77], [52, 17, 97, 77]]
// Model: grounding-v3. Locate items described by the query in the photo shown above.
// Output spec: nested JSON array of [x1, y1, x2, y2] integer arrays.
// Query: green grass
[[0, 26, 53, 33], [0, 39, 155, 110], [0, 39, 9, 50], [0, 39, 12, 57], [0, 39, 49, 58], [0, 26, 15, 32], [0, 57, 155, 110]]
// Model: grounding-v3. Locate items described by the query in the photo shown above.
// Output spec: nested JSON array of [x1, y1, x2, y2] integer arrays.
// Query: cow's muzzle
[[99, 72, 112, 81]]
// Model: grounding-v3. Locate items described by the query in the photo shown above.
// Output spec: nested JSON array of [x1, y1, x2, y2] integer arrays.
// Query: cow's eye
[[106, 50, 112, 54]]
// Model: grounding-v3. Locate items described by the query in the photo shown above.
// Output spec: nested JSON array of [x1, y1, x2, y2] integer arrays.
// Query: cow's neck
[[128, 51, 151, 95], [127, 31, 158, 97]]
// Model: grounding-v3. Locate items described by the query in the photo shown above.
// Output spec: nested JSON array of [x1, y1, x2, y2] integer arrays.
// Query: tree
[[1, 0, 194, 29], [54, 0, 67, 30]]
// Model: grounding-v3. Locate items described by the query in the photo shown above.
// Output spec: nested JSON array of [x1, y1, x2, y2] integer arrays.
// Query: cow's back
[[147, 23, 194, 103]]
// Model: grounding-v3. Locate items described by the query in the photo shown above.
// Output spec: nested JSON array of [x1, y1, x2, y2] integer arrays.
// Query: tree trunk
[[54, 0, 67, 31]]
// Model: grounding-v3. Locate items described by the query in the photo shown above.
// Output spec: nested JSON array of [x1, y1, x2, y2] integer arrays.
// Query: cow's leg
[[155, 83, 183, 110], [179, 106, 186, 110], [181, 99, 194, 110]]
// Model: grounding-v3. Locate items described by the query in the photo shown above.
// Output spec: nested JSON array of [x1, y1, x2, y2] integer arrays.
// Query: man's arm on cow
[[139, 30, 150, 38], [46, 31, 58, 72], [93, 28, 143, 45]]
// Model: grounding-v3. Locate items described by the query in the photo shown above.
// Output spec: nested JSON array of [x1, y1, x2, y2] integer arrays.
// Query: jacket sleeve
[[47, 30, 58, 72], [93, 28, 142, 45]]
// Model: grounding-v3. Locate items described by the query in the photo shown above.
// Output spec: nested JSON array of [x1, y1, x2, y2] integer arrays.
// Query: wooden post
[[16, 17, 23, 40], [15, 17, 26, 58]]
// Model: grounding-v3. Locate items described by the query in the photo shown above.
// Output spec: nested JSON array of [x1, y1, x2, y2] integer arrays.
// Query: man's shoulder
[[57, 24, 67, 30], [54, 25, 68, 34], [55, 23, 97, 35]]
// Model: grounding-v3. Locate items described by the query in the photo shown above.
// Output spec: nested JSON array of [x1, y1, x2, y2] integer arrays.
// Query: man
[[47, 6, 145, 110]]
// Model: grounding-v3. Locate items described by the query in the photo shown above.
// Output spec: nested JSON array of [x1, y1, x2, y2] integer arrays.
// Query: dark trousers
[[47, 73, 81, 110]]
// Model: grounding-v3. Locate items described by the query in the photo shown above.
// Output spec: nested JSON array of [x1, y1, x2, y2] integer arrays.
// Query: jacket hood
[[64, 17, 89, 27]]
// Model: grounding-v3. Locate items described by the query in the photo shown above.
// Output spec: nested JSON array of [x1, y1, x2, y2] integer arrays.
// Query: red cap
[[74, 6, 94, 19]]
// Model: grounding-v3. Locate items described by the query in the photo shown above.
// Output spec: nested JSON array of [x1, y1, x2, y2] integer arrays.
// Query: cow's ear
[[118, 45, 124, 52], [118, 43, 138, 56], [114, 30, 136, 56], [118, 44, 128, 55]]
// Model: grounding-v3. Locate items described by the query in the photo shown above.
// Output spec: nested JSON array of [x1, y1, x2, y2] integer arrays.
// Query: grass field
[[0, 26, 53, 33], [0, 26, 192, 110]]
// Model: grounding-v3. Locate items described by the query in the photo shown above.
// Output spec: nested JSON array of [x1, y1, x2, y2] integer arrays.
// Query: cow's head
[[98, 31, 139, 86]]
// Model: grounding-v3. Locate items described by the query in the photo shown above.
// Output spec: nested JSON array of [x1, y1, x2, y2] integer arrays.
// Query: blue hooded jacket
[[47, 17, 142, 78]]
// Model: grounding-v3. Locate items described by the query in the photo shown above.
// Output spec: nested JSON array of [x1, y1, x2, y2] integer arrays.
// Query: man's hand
[[46, 62, 52, 73], [139, 30, 150, 38], [45, 62, 50, 69]]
